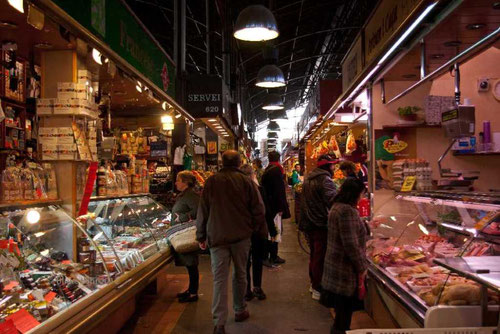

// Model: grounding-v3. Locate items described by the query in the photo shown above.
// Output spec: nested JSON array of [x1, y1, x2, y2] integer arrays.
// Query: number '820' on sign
[[205, 106, 219, 113], [186, 75, 223, 118]]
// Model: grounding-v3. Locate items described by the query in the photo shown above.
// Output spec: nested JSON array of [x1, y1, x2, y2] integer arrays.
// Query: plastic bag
[[346, 130, 357, 155]]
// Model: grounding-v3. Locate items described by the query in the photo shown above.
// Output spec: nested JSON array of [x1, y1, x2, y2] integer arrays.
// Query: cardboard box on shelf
[[53, 99, 73, 114], [77, 70, 92, 85], [58, 144, 77, 160], [36, 99, 54, 115], [42, 144, 58, 160], [57, 82, 78, 99], [57, 127, 74, 145]]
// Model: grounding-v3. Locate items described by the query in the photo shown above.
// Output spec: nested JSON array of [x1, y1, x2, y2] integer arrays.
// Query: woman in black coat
[[172, 171, 200, 303]]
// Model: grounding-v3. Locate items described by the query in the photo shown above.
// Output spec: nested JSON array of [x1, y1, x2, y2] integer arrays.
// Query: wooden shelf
[[5, 124, 24, 130], [453, 151, 500, 156], [382, 124, 441, 130]]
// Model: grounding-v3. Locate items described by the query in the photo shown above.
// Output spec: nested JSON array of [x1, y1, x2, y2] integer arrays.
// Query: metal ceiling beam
[[245, 53, 340, 84], [239, 27, 360, 67], [132, 0, 222, 37]]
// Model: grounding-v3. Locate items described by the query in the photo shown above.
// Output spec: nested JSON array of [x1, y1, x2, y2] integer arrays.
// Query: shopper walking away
[[291, 163, 301, 186], [240, 164, 268, 301], [299, 154, 337, 300], [261, 151, 291, 267], [196, 151, 267, 334], [171, 171, 200, 303], [320, 179, 368, 334]]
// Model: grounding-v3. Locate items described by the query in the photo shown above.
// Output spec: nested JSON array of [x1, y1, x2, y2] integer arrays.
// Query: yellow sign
[[401, 176, 416, 192], [383, 139, 408, 153], [207, 141, 217, 154], [364, 0, 423, 64]]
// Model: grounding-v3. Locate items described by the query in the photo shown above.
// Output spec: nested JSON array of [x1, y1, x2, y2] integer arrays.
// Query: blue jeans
[[209, 238, 251, 326]]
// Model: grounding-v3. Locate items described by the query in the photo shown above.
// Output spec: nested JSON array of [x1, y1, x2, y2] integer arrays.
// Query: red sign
[[6, 309, 40, 333], [78, 162, 99, 216]]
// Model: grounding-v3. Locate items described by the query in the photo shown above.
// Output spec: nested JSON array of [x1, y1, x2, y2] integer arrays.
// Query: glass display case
[[367, 190, 500, 327], [0, 201, 111, 329], [0, 195, 173, 332], [84, 194, 171, 273]]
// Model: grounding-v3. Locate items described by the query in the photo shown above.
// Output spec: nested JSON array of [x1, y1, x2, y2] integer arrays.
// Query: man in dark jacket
[[196, 150, 267, 334], [299, 154, 337, 300], [261, 151, 291, 267]]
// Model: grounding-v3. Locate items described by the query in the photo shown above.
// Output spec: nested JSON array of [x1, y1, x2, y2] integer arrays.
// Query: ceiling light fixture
[[136, 81, 143, 93], [175, 113, 182, 119], [430, 53, 444, 59], [234, 5, 279, 41], [34, 42, 53, 49], [262, 93, 284, 110], [8, 0, 24, 13], [0, 21, 18, 29], [163, 123, 174, 130], [255, 64, 286, 88], [161, 115, 173, 124], [443, 40, 462, 47], [268, 109, 288, 120], [92, 48, 103, 65], [26, 210, 40, 224], [466, 23, 486, 30]]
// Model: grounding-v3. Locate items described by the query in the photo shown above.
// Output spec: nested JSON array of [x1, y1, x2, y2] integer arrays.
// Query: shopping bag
[[273, 214, 283, 243], [166, 221, 199, 254]]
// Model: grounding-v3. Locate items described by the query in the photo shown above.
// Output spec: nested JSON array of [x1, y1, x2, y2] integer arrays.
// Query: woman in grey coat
[[172, 171, 200, 303]]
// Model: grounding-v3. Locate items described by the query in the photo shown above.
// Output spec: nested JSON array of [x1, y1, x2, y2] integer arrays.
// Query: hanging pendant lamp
[[262, 93, 284, 110], [234, 5, 279, 42], [268, 132, 278, 139], [267, 120, 280, 132], [256, 65, 285, 88], [268, 109, 287, 120]]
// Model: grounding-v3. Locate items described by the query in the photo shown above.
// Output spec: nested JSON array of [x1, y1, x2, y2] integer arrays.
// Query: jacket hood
[[307, 167, 332, 180]]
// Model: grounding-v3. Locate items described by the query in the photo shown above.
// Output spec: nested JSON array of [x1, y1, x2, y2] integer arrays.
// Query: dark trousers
[[307, 229, 327, 291], [247, 235, 265, 291], [263, 240, 279, 261], [330, 294, 356, 334], [186, 265, 199, 294]]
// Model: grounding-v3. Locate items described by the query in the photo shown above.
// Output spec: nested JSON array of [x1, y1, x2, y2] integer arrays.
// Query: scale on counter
[[438, 104, 480, 189], [437, 63, 480, 190]]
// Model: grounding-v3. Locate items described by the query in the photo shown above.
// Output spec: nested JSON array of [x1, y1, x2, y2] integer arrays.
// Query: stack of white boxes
[[39, 127, 77, 160], [36, 69, 98, 161], [36, 70, 98, 118]]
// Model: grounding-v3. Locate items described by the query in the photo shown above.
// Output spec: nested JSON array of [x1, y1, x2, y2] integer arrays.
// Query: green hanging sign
[[52, 0, 176, 98]]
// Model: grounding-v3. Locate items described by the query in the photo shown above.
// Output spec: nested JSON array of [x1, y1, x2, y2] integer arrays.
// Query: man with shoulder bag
[[196, 150, 267, 334]]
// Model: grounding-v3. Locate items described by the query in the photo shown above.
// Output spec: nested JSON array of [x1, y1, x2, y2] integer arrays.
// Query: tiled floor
[[120, 218, 378, 334]]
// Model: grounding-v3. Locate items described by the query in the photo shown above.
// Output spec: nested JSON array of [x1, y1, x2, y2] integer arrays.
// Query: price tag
[[5, 309, 40, 333], [0, 319, 17, 334], [401, 176, 416, 192]]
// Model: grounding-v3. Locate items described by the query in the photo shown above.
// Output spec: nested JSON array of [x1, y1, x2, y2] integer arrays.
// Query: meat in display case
[[367, 190, 500, 328], [0, 201, 112, 331], [83, 194, 172, 272]]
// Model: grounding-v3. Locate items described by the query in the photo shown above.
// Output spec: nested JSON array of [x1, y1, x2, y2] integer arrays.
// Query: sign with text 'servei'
[[186, 75, 223, 119]]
